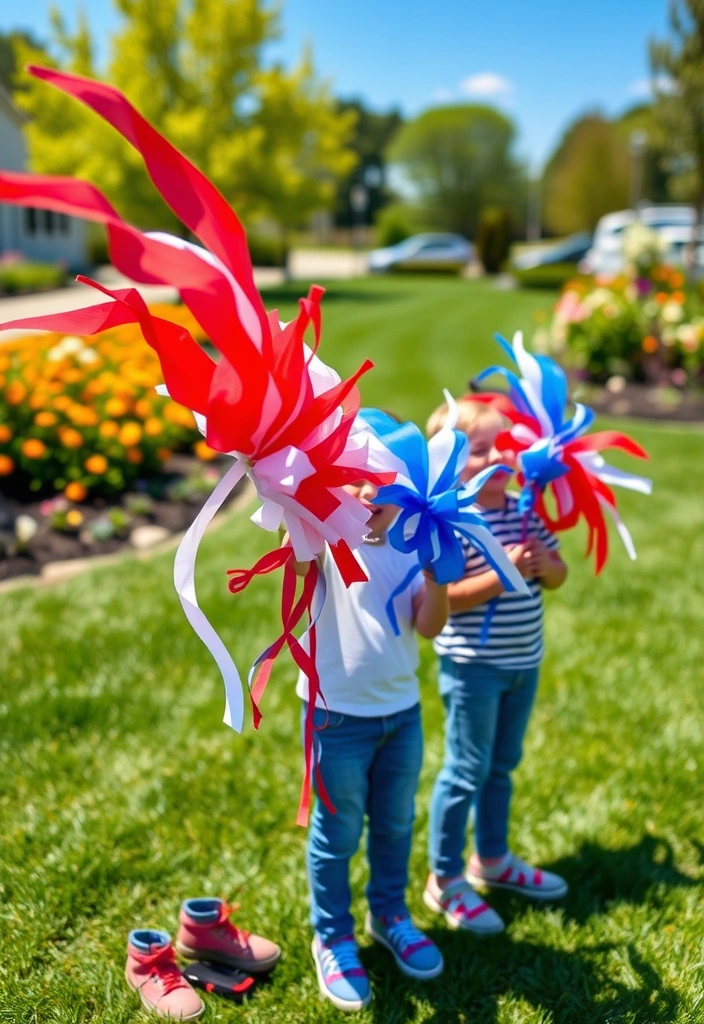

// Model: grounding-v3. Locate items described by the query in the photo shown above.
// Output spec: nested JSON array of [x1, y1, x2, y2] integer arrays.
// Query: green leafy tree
[[333, 99, 403, 228], [651, 0, 704, 249], [11, 1, 356, 238], [543, 114, 630, 235], [0, 30, 46, 93], [387, 105, 524, 239]]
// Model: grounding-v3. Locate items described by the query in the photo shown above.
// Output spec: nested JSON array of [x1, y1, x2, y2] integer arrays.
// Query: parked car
[[512, 232, 593, 271], [368, 233, 472, 273], [581, 206, 704, 274]]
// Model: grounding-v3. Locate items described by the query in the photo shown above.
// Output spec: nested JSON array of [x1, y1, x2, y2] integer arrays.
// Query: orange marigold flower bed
[[0, 307, 206, 496]]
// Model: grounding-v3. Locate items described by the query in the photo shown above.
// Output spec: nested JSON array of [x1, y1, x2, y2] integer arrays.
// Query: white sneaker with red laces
[[468, 853, 568, 901], [423, 876, 504, 935]]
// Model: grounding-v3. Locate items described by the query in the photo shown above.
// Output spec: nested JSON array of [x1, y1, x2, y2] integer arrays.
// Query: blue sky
[[1, 0, 671, 167]]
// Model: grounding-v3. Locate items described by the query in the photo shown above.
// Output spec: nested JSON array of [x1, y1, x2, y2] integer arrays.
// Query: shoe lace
[[144, 946, 189, 995], [320, 937, 361, 977], [214, 900, 250, 943], [385, 915, 424, 952]]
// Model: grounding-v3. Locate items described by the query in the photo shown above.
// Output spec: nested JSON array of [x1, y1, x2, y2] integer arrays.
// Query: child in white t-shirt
[[293, 476, 449, 1013]]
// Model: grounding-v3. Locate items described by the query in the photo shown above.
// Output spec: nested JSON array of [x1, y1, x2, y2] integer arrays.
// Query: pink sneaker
[[175, 898, 281, 973], [423, 876, 504, 935], [125, 930, 204, 1020], [468, 853, 568, 901]]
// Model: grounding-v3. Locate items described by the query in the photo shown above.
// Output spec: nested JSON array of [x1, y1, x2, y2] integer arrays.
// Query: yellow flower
[[22, 438, 47, 459], [0, 425, 12, 443], [68, 404, 99, 427], [118, 421, 143, 447], [35, 411, 58, 427], [134, 398, 152, 419], [126, 448, 144, 464], [29, 392, 50, 410], [66, 509, 84, 527], [0, 454, 14, 476], [59, 427, 84, 449], [65, 482, 87, 502], [164, 402, 195, 428], [105, 397, 129, 418], [195, 440, 218, 461], [157, 447, 172, 462], [6, 380, 27, 405], [99, 421, 120, 439], [85, 454, 108, 475], [642, 335, 659, 354], [144, 417, 163, 437], [53, 395, 73, 411], [62, 368, 84, 385]]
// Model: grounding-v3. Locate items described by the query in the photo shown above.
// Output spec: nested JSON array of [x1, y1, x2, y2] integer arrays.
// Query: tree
[[11, 1, 357, 237], [333, 99, 403, 228], [542, 114, 630, 235], [0, 30, 46, 93], [387, 105, 524, 239], [651, 0, 704, 256]]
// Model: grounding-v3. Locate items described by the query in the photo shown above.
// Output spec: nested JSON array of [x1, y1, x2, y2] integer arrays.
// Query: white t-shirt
[[296, 540, 424, 717]]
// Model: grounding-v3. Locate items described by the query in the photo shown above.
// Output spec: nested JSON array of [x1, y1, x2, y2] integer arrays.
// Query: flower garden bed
[[530, 226, 704, 423], [0, 306, 244, 582]]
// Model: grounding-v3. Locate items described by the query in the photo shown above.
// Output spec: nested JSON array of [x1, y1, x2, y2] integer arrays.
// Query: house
[[0, 82, 88, 270]]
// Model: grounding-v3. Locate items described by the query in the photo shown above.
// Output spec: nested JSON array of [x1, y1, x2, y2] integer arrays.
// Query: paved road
[[0, 250, 368, 341]]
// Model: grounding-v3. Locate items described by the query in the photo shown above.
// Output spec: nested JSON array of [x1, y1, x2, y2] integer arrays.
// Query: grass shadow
[[537, 834, 702, 927], [360, 929, 682, 1024], [259, 282, 414, 305]]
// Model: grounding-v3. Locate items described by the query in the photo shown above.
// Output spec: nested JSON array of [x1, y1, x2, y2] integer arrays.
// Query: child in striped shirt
[[422, 398, 569, 935]]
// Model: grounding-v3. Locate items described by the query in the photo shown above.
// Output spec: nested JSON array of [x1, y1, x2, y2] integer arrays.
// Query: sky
[[0, 0, 672, 168]]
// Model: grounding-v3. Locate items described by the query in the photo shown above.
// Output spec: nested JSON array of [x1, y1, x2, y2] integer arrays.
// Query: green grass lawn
[[1, 277, 703, 1024]]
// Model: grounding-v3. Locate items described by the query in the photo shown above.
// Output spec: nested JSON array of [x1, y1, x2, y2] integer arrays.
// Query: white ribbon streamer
[[173, 459, 247, 731]]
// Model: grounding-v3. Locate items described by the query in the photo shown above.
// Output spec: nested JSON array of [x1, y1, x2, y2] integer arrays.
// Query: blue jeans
[[428, 658, 540, 875], [305, 702, 423, 944]]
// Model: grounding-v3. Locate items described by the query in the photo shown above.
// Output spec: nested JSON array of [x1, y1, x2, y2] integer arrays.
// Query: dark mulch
[[577, 380, 704, 423], [0, 454, 245, 583]]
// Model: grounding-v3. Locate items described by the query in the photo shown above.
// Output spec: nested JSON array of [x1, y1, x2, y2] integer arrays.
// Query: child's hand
[[523, 538, 553, 579], [504, 543, 534, 579]]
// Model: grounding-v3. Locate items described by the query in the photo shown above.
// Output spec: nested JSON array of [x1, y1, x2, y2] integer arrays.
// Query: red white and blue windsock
[[360, 392, 529, 633], [0, 66, 399, 822], [473, 332, 652, 572]]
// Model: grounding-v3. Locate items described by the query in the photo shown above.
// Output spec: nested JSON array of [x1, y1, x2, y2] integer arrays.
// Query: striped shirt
[[433, 495, 559, 671]]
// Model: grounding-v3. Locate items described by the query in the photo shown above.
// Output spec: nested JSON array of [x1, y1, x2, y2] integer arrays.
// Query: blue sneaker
[[312, 935, 372, 1012], [365, 913, 443, 980]]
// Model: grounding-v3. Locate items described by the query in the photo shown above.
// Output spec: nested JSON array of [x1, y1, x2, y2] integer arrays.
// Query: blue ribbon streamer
[[361, 407, 527, 636]]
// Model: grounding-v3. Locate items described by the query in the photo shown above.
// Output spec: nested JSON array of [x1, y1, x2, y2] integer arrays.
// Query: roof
[[0, 81, 28, 128]]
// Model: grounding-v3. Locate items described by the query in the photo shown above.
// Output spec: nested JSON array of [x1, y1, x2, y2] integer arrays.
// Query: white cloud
[[432, 87, 455, 103], [628, 74, 676, 98], [460, 72, 514, 99]]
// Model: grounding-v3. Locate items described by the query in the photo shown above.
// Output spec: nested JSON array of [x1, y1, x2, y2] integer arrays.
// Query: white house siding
[[0, 85, 88, 271]]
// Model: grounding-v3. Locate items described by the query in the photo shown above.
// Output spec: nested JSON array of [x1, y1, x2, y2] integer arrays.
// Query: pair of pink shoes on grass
[[125, 898, 280, 1019]]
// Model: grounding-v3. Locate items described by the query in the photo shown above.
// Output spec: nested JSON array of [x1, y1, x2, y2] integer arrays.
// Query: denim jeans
[[305, 702, 423, 943], [428, 658, 540, 875]]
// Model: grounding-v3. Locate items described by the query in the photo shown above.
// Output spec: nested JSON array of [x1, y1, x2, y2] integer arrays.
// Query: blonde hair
[[426, 396, 505, 439]]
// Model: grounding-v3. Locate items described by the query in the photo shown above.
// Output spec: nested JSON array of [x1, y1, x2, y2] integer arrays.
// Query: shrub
[[0, 261, 68, 295], [246, 231, 289, 268], [375, 204, 414, 248], [512, 262, 580, 290], [476, 207, 512, 275], [0, 305, 213, 498]]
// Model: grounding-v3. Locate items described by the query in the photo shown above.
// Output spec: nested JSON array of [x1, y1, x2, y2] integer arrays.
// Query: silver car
[[368, 233, 472, 273]]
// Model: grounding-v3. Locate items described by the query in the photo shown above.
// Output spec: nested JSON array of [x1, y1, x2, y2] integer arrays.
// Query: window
[[25, 207, 37, 235], [58, 213, 70, 235], [42, 210, 55, 234]]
